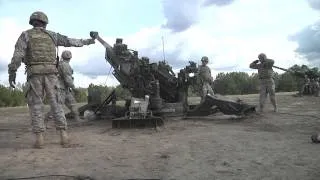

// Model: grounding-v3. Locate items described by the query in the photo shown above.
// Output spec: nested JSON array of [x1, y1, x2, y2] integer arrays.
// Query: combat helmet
[[29, 11, 48, 25], [258, 53, 267, 60], [201, 56, 209, 62], [61, 50, 72, 60]]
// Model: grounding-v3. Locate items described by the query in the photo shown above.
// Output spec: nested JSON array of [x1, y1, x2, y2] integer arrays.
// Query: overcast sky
[[0, 0, 319, 87]]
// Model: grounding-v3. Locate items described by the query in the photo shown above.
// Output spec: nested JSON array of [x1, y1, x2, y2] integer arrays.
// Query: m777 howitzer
[[79, 31, 256, 128], [273, 65, 320, 78], [273, 65, 320, 96], [273, 65, 306, 78]]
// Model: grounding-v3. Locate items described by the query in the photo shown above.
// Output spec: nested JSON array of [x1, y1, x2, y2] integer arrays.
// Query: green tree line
[[0, 64, 318, 107], [0, 83, 131, 108]]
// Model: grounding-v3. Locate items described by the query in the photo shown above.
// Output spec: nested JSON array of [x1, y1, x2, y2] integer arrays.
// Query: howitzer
[[273, 65, 306, 78], [89, 31, 187, 103], [274, 65, 320, 79], [77, 31, 256, 128], [273, 65, 288, 72], [273, 65, 320, 96]]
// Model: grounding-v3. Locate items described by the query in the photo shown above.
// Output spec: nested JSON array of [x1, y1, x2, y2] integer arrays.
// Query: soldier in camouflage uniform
[[7, 11, 95, 148], [299, 75, 311, 96], [250, 53, 277, 112], [310, 78, 316, 95], [313, 77, 320, 97], [198, 56, 214, 102], [45, 50, 81, 125]]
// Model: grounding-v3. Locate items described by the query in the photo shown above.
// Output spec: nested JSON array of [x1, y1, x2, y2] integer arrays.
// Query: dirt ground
[[0, 92, 320, 180]]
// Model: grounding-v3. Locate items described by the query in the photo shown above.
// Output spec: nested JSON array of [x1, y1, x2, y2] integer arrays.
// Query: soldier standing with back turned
[[249, 53, 277, 112], [198, 56, 214, 102], [7, 11, 95, 148]]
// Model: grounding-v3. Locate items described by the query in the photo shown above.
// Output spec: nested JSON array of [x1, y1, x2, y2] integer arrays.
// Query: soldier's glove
[[84, 38, 95, 45], [253, 60, 259, 64], [9, 73, 16, 88], [90, 31, 98, 39]]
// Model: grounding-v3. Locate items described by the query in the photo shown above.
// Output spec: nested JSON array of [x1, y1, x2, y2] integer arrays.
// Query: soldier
[[7, 11, 95, 148], [45, 50, 81, 125], [299, 75, 310, 96], [314, 77, 320, 97], [310, 78, 316, 95], [249, 53, 277, 112], [198, 56, 214, 102]]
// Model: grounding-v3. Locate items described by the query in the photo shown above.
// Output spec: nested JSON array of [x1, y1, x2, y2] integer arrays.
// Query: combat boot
[[34, 132, 44, 149], [74, 113, 81, 122], [60, 129, 70, 147], [273, 107, 278, 112]]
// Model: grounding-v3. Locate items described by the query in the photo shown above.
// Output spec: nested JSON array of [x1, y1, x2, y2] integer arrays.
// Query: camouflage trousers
[[63, 90, 78, 114], [259, 78, 277, 111], [45, 89, 79, 123], [313, 83, 320, 97], [299, 84, 311, 96], [200, 82, 214, 102], [26, 74, 67, 133]]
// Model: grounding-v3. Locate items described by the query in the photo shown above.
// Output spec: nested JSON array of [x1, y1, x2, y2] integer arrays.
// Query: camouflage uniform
[[198, 56, 214, 101], [7, 11, 95, 148], [313, 78, 320, 97], [299, 75, 311, 96], [250, 53, 277, 112], [45, 50, 80, 124]]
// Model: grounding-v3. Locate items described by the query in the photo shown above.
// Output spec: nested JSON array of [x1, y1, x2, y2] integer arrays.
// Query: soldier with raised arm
[[249, 53, 277, 112], [7, 11, 95, 148]]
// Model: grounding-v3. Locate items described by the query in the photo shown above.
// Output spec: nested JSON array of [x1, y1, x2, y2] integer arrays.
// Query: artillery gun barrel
[[273, 65, 288, 72], [273, 65, 307, 78], [90, 31, 113, 49], [90, 31, 117, 67]]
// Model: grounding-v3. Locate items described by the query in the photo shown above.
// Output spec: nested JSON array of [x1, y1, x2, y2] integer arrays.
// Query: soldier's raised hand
[[253, 60, 259, 64]]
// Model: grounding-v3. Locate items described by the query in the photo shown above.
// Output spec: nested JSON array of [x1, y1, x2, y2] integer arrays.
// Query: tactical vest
[[258, 59, 274, 79], [25, 28, 57, 75], [258, 69, 273, 79], [199, 65, 212, 83]]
